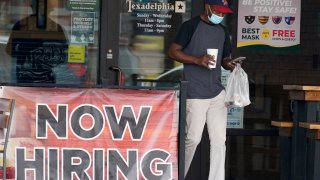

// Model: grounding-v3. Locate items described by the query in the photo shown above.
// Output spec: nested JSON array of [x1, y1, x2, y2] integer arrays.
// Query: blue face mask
[[207, 7, 224, 24]]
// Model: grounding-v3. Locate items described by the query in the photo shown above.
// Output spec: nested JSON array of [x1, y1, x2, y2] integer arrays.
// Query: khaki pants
[[185, 90, 227, 180]]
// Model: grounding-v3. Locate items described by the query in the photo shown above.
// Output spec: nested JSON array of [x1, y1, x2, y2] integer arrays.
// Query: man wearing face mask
[[168, 0, 238, 179]]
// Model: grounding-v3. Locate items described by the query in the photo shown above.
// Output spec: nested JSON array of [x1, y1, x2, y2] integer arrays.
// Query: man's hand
[[195, 54, 216, 69], [169, 43, 215, 68], [222, 57, 244, 70]]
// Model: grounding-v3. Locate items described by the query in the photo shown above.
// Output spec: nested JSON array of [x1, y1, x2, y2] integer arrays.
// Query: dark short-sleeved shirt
[[174, 16, 231, 99]]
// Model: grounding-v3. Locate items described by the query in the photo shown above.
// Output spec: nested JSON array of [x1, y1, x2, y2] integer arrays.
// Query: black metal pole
[[178, 81, 187, 180]]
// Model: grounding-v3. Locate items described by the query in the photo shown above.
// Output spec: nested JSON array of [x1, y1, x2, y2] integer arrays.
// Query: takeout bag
[[224, 64, 251, 107]]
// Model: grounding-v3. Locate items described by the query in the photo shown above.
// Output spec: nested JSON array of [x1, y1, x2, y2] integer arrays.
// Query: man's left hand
[[223, 57, 244, 70]]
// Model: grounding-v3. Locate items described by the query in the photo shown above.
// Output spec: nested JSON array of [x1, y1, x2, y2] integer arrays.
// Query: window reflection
[[118, 0, 191, 86], [0, 0, 99, 85], [6, 10, 68, 83]]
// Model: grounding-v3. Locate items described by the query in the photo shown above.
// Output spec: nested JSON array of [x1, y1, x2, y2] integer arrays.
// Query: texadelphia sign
[[1, 86, 178, 179]]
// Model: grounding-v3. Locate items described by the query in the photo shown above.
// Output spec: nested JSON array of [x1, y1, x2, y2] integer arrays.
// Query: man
[[168, 0, 240, 179]]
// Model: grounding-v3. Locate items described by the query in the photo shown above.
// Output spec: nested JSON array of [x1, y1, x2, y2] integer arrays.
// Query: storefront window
[[118, 0, 192, 86], [0, 0, 99, 85]]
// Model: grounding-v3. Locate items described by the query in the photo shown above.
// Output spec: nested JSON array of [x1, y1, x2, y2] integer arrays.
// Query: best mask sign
[[237, 0, 301, 49], [1, 87, 178, 179]]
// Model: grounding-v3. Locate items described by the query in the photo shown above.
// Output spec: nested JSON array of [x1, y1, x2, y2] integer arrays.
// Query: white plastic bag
[[224, 64, 251, 107]]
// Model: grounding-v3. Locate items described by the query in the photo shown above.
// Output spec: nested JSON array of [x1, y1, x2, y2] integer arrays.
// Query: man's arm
[[168, 43, 214, 69]]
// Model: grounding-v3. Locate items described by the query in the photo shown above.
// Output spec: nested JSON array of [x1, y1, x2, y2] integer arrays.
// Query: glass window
[[118, 0, 192, 86], [0, 0, 100, 85]]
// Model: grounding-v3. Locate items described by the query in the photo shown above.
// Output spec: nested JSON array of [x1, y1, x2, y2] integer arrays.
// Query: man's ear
[[204, 4, 210, 11]]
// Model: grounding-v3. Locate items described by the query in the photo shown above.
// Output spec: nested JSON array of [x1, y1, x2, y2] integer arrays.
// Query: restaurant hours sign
[[126, 0, 186, 35]]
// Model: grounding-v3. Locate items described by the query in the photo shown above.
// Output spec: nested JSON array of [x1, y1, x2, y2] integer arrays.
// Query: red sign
[[1, 86, 178, 179]]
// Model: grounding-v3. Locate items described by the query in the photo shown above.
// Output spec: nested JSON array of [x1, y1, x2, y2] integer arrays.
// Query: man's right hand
[[196, 55, 215, 69], [168, 43, 214, 68]]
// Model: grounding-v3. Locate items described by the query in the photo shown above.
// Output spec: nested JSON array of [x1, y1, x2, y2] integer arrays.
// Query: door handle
[[109, 66, 123, 86]]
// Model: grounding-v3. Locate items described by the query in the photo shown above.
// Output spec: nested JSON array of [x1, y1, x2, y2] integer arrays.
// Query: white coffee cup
[[207, 49, 218, 69]]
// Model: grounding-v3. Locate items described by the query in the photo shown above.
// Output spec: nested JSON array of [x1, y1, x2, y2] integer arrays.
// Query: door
[[104, 0, 194, 86]]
